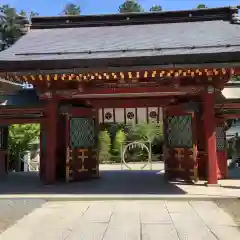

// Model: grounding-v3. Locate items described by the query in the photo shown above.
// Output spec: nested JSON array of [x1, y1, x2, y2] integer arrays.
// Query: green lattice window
[[70, 118, 95, 148], [216, 126, 226, 150], [166, 115, 192, 148]]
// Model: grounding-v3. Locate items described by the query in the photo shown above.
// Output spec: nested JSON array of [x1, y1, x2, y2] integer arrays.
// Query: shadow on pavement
[[0, 198, 46, 234], [0, 170, 186, 195], [228, 168, 240, 179]]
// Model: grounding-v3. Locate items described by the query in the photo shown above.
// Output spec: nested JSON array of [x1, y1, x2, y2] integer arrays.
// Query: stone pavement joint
[[0, 194, 239, 201], [0, 200, 239, 240]]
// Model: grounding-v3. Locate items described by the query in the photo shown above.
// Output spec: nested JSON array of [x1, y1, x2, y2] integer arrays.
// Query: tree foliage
[[112, 129, 126, 156], [98, 130, 111, 163], [62, 3, 81, 15], [19, 10, 26, 17], [8, 124, 40, 169], [149, 5, 162, 12], [119, 0, 144, 13], [197, 4, 207, 9], [19, 10, 39, 23], [0, 4, 27, 49], [30, 11, 39, 18], [232, 75, 240, 81], [127, 122, 163, 144]]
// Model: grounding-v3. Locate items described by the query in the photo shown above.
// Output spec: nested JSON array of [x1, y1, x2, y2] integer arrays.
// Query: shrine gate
[[0, 6, 239, 185]]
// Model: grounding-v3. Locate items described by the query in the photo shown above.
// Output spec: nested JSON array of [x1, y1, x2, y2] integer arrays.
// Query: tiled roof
[[0, 6, 239, 63]]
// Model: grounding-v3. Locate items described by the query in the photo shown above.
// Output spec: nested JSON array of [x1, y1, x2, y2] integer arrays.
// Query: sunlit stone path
[[0, 200, 239, 240]]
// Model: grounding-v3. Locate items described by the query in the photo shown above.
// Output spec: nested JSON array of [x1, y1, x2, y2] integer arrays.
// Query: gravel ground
[[215, 199, 240, 228], [0, 199, 46, 234]]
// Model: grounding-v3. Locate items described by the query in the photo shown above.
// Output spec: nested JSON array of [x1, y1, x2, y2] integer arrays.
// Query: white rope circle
[[122, 141, 151, 170]]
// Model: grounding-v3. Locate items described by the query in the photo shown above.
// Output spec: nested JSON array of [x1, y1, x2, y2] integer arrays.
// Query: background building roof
[[222, 86, 240, 99], [0, 89, 41, 106], [0, 78, 23, 95]]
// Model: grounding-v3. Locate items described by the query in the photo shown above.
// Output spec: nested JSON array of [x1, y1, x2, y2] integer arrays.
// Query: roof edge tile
[[31, 6, 238, 29]]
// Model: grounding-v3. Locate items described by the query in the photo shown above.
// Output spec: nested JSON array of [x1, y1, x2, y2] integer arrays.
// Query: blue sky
[[1, 0, 239, 16]]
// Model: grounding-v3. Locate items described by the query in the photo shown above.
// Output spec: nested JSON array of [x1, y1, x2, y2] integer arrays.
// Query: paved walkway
[[0, 163, 240, 199], [0, 199, 45, 234], [0, 200, 239, 240]]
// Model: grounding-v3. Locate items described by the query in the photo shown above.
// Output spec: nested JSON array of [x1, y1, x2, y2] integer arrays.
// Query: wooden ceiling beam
[[89, 97, 174, 108], [0, 118, 43, 125], [215, 103, 240, 109], [216, 114, 240, 119]]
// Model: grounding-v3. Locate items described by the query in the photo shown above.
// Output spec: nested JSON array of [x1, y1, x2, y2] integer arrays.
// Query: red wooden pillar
[[203, 89, 218, 185], [44, 98, 58, 184]]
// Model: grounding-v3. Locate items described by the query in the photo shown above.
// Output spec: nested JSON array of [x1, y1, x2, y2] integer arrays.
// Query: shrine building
[[0, 6, 240, 185]]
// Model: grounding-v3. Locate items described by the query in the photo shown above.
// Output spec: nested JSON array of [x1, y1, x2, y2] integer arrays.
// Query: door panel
[[66, 108, 98, 182], [164, 106, 198, 182]]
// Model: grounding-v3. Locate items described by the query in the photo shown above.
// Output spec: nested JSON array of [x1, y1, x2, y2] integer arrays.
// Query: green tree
[[8, 124, 40, 171], [119, 0, 144, 13], [62, 3, 81, 15], [197, 4, 207, 9], [149, 5, 162, 12], [19, 10, 39, 18], [232, 75, 240, 81], [19, 10, 26, 17], [0, 4, 28, 49], [30, 11, 39, 18], [112, 129, 126, 157], [19, 10, 39, 23], [98, 130, 111, 163], [128, 122, 163, 144], [125, 122, 164, 162]]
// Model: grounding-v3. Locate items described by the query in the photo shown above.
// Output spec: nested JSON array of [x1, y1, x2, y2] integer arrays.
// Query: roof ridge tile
[[31, 6, 238, 29]]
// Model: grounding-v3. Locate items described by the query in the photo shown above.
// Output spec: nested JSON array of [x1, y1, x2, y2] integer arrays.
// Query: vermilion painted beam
[[39, 86, 203, 100], [79, 86, 202, 95], [217, 114, 240, 119], [90, 97, 173, 108], [0, 118, 43, 124], [215, 103, 240, 109], [0, 108, 44, 114]]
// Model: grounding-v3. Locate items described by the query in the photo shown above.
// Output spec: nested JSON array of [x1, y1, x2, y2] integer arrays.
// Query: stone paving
[[0, 199, 45, 234], [0, 200, 239, 240]]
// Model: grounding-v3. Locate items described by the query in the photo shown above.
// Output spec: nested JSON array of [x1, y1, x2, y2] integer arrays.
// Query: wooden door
[[164, 106, 198, 182], [66, 107, 98, 182]]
